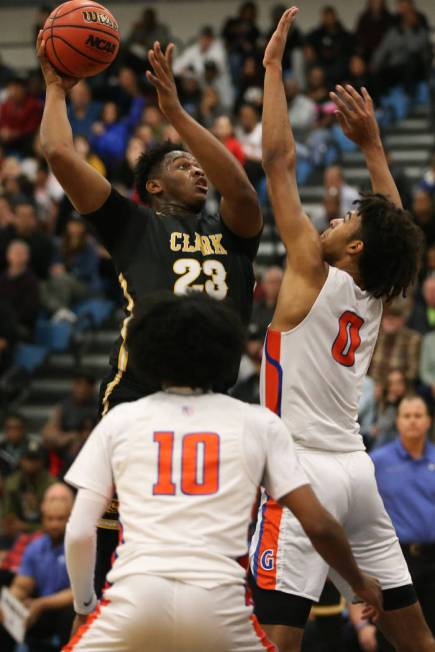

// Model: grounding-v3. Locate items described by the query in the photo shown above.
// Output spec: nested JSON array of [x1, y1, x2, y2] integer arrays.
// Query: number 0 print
[[331, 311, 364, 367], [153, 432, 220, 496]]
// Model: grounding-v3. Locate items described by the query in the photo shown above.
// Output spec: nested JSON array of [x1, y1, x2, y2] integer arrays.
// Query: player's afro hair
[[134, 141, 185, 204], [355, 193, 424, 300], [126, 292, 245, 392]]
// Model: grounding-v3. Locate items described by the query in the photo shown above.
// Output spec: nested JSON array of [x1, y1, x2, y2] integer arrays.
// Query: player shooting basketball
[[36, 29, 262, 597], [248, 6, 434, 652]]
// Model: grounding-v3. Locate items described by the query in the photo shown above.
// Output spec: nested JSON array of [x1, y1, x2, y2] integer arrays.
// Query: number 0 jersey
[[84, 189, 260, 380], [260, 266, 383, 453], [65, 391, 308, 589]]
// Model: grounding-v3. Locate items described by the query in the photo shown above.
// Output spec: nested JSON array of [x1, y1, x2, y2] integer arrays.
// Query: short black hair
[[126, 293, 245, 392], [355, 193, 424, 300], [134, 141, 185, 204]]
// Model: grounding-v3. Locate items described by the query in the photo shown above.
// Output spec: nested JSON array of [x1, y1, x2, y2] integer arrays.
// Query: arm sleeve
[[66, 488, 107, 615], [83, 188, 148, 262], [64, 418, 114, 501], [263, 416, 309, 501]]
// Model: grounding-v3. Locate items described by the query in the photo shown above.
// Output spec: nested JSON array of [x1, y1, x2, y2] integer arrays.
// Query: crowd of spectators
[[0, 0, 434, 650]]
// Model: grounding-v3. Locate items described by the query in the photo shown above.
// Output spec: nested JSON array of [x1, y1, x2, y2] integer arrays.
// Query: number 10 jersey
[[260, 265, 383, 453]]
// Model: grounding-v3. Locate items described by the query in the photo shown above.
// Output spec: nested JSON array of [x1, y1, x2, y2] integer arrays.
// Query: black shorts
[[249, 575, 417, 629]]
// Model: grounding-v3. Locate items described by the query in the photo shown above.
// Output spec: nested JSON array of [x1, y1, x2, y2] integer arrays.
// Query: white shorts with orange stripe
[[250, 449, 411, 602], [63, 574, 276, 652]]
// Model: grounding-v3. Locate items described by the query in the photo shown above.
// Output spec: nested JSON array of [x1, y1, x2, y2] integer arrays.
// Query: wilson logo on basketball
[[85, 34, 117, 54], [82, 11, 119, 32]]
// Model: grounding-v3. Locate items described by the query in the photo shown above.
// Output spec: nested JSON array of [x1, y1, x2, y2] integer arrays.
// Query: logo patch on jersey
[[182, 405, 194, 416], [260, 549, 275, 571]]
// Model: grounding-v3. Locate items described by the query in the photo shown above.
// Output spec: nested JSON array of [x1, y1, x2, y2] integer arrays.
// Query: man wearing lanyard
[[357, 396, 435, 651]]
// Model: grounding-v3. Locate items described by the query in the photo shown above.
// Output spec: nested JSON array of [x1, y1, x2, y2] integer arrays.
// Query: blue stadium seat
[[14, 343, 48, 372], [73, 298, 114, 328]]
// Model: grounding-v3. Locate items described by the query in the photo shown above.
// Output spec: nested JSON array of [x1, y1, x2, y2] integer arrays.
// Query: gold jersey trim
[[101, 273, 134, 416]]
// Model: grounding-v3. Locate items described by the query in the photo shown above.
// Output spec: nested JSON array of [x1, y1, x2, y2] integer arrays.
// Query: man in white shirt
[[172, 26, 233, 109], [63, 293, 380, 652]]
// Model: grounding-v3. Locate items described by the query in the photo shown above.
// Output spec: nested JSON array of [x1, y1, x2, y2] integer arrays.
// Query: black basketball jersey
[[85, 188, 260, 376]]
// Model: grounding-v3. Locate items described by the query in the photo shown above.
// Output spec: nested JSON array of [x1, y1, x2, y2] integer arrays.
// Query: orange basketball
[[43, 0, 120, 78]]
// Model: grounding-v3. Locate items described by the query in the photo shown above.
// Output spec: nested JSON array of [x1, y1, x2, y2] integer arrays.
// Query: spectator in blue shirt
[[67, 81, 101, 140], [0, 495, 74, 652], [371, 395, 435, 644]]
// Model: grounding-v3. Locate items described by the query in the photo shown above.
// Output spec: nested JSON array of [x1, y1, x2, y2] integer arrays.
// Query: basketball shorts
[[250, 449, 411, 602], [64, 575, 276, 652]]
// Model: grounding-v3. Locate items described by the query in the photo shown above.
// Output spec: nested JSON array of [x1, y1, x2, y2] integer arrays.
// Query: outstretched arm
[[147, 42, 261, 238], [261, 7, 325, 278], [37, 32, 111, 214], [330, 85, 402, 208]]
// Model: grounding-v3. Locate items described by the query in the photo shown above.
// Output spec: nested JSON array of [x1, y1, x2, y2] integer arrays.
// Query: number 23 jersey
[[261, 265, 383, 453], [85, 188, 259, 361]]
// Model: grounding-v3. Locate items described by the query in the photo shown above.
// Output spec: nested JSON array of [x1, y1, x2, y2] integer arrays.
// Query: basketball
[[43, 0, 120, 78]]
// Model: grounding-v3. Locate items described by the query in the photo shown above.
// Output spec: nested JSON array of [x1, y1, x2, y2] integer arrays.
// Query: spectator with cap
[[0, 78, 42, 154], [0, 413, 29, 477], [0, 492, 74, 652], [2, 440, 54, 545], [0, 239, 40, 339], [408, 274, 435, 335], [368, 396, 435, 642], [370, 303, 421, 385]]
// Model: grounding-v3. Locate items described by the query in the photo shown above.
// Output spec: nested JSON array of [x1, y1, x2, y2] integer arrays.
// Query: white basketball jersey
[[260, 266, 383, 452], [65, 391, 307, 589]]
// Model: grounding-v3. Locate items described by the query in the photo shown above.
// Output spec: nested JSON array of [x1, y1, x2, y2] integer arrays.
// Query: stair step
[[385, 134, 435, 148]]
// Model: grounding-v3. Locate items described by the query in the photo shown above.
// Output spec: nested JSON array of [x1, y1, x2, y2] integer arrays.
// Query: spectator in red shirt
[[212, 115, 245, 166], [0, 78, 42, 154]]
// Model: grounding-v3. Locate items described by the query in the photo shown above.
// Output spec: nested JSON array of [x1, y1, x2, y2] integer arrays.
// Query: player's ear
[[347, 239, 364, 256], [146, 179, 163, 196]]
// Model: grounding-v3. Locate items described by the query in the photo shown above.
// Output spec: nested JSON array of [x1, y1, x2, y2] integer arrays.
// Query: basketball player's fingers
[[335, 85, 362, 115], [361, 87, 374, 110], [148, 50, 166, 80], [145, 70, 161, 89], [36, 29, 43, 51], [149, 48, 170, 83], [165, 43, 175, 70], [154, 41, 169, 73], [345, 84, 365, 108], [334, 110, 350, 133], [329, 91, 349, 114]]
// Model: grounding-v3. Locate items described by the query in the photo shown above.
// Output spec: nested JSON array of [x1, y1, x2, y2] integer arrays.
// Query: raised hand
[[263, 6, 299, 68], [329, 85, 381, 149], [147, 41, 181, 118], [36, 30, 79, 92]]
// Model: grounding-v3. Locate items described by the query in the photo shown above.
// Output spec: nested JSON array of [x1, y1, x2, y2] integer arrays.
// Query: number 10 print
[[153, 432, 220, 496]]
